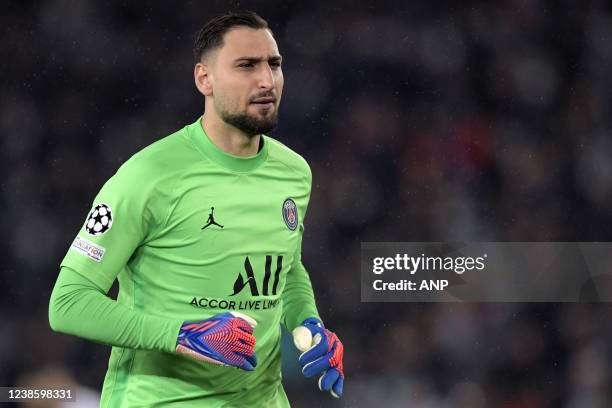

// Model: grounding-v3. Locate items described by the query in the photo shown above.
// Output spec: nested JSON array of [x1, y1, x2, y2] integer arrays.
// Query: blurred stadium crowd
[[3, 0, 612, 406]]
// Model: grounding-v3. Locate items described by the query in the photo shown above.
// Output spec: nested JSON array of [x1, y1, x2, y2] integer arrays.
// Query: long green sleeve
[[281, 224, 321, 332], [48, 266, 183, 353]]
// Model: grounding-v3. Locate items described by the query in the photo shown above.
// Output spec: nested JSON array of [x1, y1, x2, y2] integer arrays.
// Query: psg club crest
[[282, 198, 298, 231], [85, 203, 113, 236]]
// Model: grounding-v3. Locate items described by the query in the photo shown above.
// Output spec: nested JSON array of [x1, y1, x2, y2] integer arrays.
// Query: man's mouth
[[250, 98, 276, 109], [251, 97, 276, 104]]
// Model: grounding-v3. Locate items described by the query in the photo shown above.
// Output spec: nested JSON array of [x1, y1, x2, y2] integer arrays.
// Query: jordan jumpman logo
[[201, 207, 224, 230]]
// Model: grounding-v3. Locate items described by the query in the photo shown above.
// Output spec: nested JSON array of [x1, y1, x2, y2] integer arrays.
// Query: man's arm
[[281, 160, 320, 332], [48, 156, 258, 369], [280, 162, 344, 398], [48, 157, 174, 348], [49, 266, 258, 369], [49, 266, 182, 352], [281, 227, 321, 332]]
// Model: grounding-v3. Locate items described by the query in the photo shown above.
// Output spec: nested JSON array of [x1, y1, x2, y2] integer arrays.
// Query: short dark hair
[[193, 11, 270, 64]]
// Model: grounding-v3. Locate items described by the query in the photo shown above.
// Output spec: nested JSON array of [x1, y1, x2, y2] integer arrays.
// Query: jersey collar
[[189, 116, 268, 173]]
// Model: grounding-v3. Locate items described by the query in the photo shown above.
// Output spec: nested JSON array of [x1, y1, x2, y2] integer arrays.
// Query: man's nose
[[257, 64, 275, 89]]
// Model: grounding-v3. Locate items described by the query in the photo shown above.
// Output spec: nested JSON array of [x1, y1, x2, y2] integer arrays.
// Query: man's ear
[[194, 62, 213, 96]]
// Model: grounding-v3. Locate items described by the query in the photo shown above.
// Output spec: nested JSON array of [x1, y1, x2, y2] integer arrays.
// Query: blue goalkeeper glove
[[176, 311, 257, 371], [292, 318, 344, 398]]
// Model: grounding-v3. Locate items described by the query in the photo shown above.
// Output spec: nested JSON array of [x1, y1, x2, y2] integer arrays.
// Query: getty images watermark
[[361, 242, 612, 302], [371, 252, 487, 292]]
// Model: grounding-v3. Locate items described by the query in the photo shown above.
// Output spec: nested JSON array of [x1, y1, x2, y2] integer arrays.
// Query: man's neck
[[201, 113, 261, 157]]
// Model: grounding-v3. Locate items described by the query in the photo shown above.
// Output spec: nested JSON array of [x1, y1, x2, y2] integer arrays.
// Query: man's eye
[[270, 62, 281, 69], [238, 63, 254, 68]]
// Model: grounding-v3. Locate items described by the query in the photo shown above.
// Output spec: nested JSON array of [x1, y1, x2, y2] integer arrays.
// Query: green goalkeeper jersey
[[57, 117, 320, 407]]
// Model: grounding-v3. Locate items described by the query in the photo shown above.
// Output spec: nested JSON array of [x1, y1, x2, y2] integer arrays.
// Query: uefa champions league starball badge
[[282, 198, 298, 231], [85, 203, 113, 236]]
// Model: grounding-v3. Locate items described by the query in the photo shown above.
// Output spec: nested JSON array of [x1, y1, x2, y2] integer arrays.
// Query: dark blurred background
[[3, 0, 612, 407]]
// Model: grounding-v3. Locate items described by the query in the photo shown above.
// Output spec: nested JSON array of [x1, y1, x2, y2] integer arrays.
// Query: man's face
[[208, 27, 284, 136]]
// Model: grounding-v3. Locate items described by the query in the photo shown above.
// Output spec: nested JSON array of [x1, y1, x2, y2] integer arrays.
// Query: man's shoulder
[[127, 124, 194, 167], [264, 135, 311, 181], [115, 123, 197, 180]]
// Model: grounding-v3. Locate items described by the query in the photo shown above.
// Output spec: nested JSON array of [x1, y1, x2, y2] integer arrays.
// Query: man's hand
[[292, 318, 344, 398], [176, 311, 257, 371]]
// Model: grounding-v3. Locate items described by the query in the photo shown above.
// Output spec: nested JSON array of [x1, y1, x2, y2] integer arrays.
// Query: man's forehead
[[219, 27, 279, 58]]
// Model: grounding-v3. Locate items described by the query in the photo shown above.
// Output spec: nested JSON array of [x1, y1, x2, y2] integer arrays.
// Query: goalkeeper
[[48, 11, 344, 407]]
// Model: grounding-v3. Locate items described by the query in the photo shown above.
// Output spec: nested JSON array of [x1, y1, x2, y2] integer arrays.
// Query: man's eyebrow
[[234, 55, 283, 63]]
